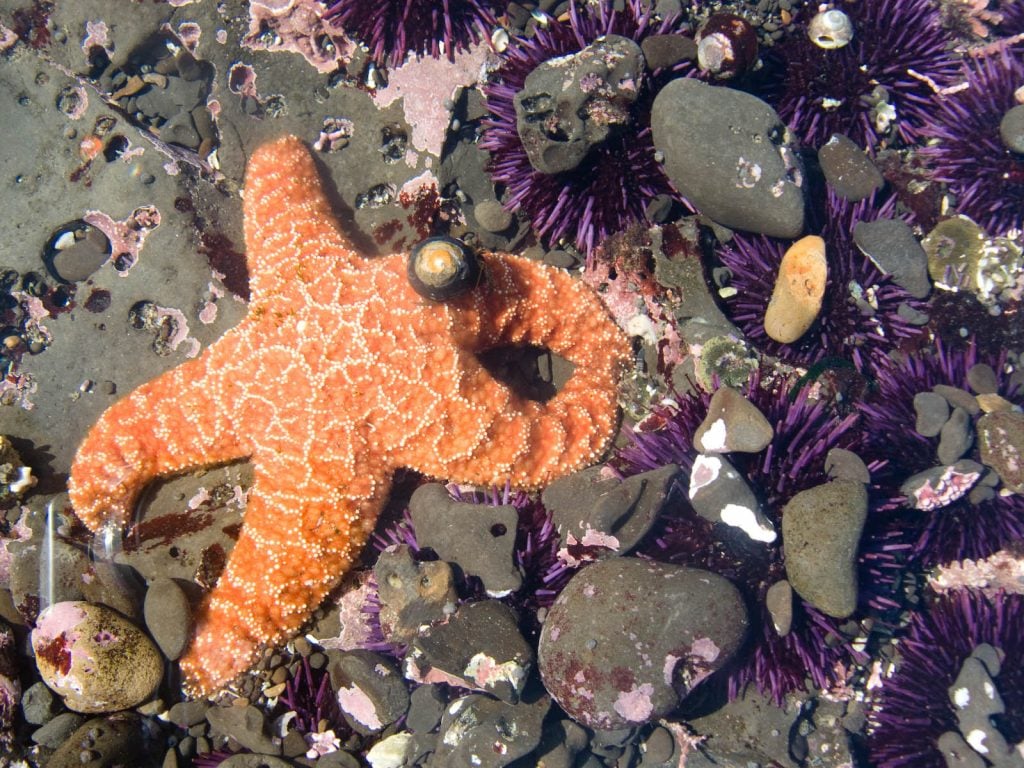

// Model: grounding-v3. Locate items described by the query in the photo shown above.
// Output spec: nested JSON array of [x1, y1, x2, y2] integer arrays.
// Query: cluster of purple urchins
[[867, 589, 1024, 768], [919, 50, 1024, 237], [717, 191, 927, 370], [765, 0, 958, 148], [481, 0, 690, 255], [326, 0, 505, 67], [617, 374, 897, 703], [861, 343, 1024, 568]]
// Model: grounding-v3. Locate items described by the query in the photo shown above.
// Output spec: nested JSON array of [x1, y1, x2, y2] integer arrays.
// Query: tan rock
[[764, 235, 827, 344]]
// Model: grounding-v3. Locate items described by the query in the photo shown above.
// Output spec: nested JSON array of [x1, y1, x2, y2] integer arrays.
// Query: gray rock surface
[[431, 687, 550, 767], [938, 407, 974, 465], [45, 714, 149, 768], [781, 480, 867, 618], [515, 35, 645, 174], [818, 134, 884, 201], [914, 391, 950, 437], [694, 386, 773, 454], [539, 558, 748, 729], [853, 218, 931, 298], [143, 576, 193, 660], [373, 544, 457, 646], [689, 453, 777, 543], [652, 78, 804, 237], [978, 411, 1024, 492], [328, 649, 409, 735]]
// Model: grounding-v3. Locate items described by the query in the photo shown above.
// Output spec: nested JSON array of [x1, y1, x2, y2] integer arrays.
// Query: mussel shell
[[407, 236, 482, 301]]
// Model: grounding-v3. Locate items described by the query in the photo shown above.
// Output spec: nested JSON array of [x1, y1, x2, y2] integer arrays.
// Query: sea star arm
[[393, 253, 631, 489], [243, 135, 361, 302], [69, 347, 250, 531], [178, 452, 389, 696]]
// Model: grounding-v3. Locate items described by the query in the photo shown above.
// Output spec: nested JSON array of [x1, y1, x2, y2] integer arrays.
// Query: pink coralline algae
[[245, 0, 356, 74]]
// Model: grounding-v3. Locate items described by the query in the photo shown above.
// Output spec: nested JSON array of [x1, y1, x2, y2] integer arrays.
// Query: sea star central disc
[[68, 135, 631, 696]]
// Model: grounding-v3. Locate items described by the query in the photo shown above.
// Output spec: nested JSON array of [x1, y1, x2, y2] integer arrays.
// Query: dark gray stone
[[166, 699, 210, 728], [432, 687, 550, 767], [539, 558, 748, 729], [205, 704, 281, 756], [409, 483, 522, 596], [31, 712, 86, 748], [328, 649, 409, 735], [781, 480, 867, 618], [765, 579, 793, 637], [406, 682, 445, 733], [901, 460, 985, 511], [45, 714, 148, 768], [532, 717, 590, 768], [144, 576, 193, 661], [694, 386, 773, 454], [542, 464, 680, 561], [818, 134, 884, 201], [938, 407, 974, 465], [652, 78, 804, 238], [515, 35, 645, 174], [641, 34, 697, 70], [49, 225, 111, 283], [21, 681, 58, 726], [689, 453, 777, 543], [405, 600, 533, 703], [853, 218, 931, 299], [219, 757, 300, 768], [473, 199, 513, 233], [914, 391, 950, 437]]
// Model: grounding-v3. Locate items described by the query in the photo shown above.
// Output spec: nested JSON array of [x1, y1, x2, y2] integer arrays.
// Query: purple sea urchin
[[766, 0, 958, 148], [717, 192, 928, 370], [618, 374, 893, 703], [326, 0, 503, 67], [920, 50, 1024, 237], [861, 343, 1024, 567], [481, 0, 690, 254], [867, 590, 1024, 768]]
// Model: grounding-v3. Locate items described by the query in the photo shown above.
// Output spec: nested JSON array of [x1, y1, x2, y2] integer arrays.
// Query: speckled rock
[[405, 600, 533, 703], [143, 576, 192, 660], [515, 35, 645, 174], [542, 464, 680, 561], [781, 480, 867, 618], [473, 199, 514, 233], [31, 601, 163, 713], [694, 386, 773, 453], [431, 687, 550, 767], [652, 78, 804, 238], [45, 714, 149, 768], [329, 649, 409, 735], [539, 558, 748, 729], [205, 704, 281, 755], [852, 218, 931, 299], [914, 391, 950, 437], [374, 545, 457, 646], [764, 236, 827, 344], [817, 134, 883, 201], [689, 453, 777, 543], [977, 411, 1024, 492], [409, 483, 522, 596], [1000, 104, 1024, 154]]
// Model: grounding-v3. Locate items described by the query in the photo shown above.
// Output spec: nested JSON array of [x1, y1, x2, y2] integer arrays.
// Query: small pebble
[[824, 448, 871, 484], [937, 407, 974, 465], [965, 363, 998, 395], [143, 577, 193, 660], [914, 391, 950, 437], [764, 236, 827, 344], [689, 453, 777, 543], [45, 714, 148, 768], [432, 690, 550, 767], [473, 199, 514, 233], [781, 480, 868, 618], [21, 681, 58, 725], [694, 385, 774, 453], [373, 545, 457, 645], [852, 218, 931, 298], [765, 580, 793, 637], [329, 650, 409, 734], [999, 104, 1024, 154], [205, 704, 281, 755], [406, 683, 445, 733], [933, 384, 981, 416], [818, 134, 883, 201], [641, 34, 697, 70]]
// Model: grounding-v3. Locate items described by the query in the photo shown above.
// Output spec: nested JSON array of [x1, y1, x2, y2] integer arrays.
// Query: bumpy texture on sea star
[[68, 136, 630, 696]]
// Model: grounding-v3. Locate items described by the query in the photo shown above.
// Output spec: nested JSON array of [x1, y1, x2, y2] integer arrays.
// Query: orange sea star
[[68, 135, 631, 696]]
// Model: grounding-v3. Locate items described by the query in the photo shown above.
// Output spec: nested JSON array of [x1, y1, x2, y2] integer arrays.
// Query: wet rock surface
[[408, 483, 522, 596], [329, 649, 409, 734], [515, 35, 645, 174], [818, 133, 884, 201], [652, 78, 804, 237], [373, 544, 457, 646], [539, 558, 748, 729], [853, 218, 931, 299], [689, 453, 777, 543], [694, 386, 773, 453], [432, 686, 550, 767], [781, 479, 868, 618], [45, 713, 149, 768], [977, 411, 1024, 492]]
